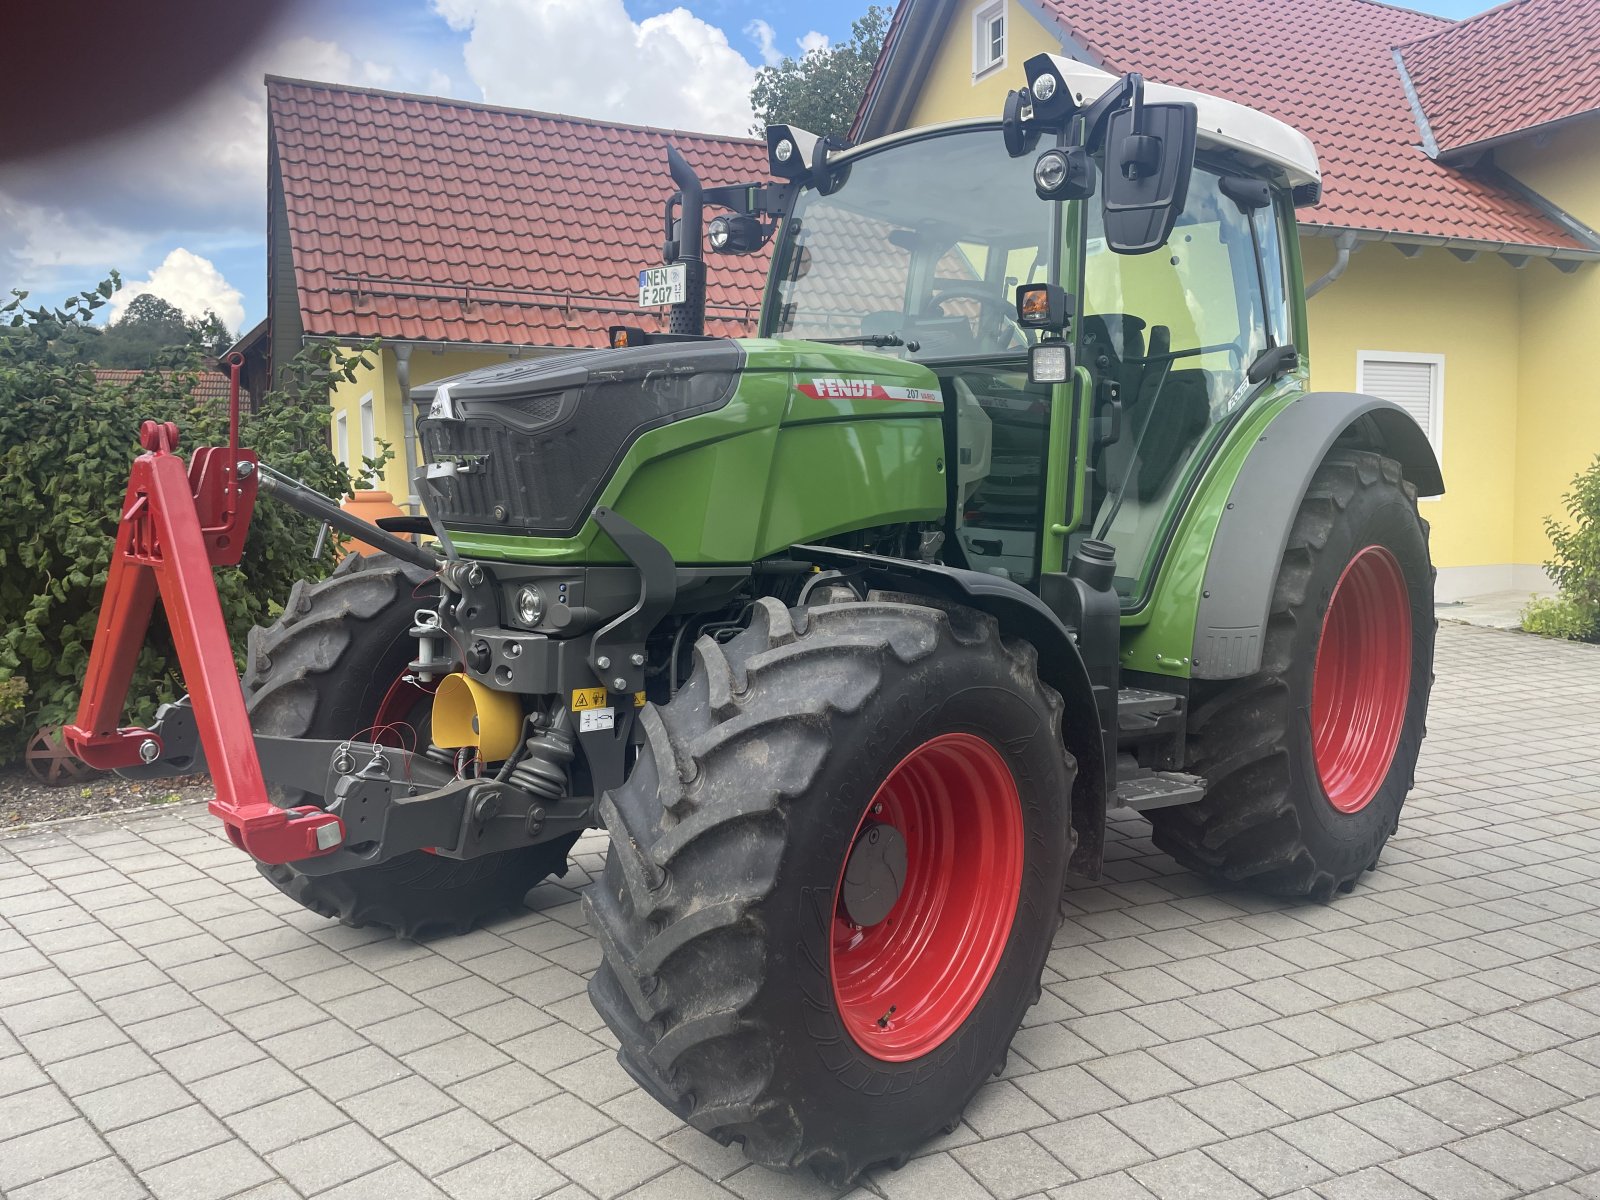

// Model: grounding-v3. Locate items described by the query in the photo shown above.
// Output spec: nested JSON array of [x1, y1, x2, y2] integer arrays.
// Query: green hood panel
[[435, 338, 948, 565]]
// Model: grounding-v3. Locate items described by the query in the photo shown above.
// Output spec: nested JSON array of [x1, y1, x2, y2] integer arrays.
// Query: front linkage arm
[[62, 357, 437, 866]]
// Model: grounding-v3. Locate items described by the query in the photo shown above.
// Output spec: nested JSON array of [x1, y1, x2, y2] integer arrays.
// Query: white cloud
[[109, 248, 246, 332], [433, 0, 758, 136], [798, 31, 831, 56], [746, 19, 782, 67]]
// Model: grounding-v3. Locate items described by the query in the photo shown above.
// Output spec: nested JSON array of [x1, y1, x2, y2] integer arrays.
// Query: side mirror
[[1101, 101, 1198, 254]]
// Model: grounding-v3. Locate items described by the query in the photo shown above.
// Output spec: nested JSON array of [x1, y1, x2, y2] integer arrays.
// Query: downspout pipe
[[394, 343, 420, 512], [1306, 231, 1359, 300]]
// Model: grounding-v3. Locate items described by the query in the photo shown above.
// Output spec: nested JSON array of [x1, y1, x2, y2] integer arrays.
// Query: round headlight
[[515, 585, 545, 627], [774, 138, 795, 163], [1031, 73, 1058, 102], [1033, 150, 1069, 195], [708, 215, 732, 250]]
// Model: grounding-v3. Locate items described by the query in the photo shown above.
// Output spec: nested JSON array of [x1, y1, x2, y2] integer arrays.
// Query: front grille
[[415, 340, 744, 538]]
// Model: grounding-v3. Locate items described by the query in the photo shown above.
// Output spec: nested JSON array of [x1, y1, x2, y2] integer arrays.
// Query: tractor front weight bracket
[[63, 370, 346, 867]]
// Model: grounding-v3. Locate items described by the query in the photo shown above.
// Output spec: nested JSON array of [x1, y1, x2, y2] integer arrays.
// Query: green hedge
[[0, 283, 376, 763]]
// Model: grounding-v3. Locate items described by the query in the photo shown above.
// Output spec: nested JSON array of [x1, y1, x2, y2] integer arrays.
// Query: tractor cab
[[696, 54, 1320, 606]]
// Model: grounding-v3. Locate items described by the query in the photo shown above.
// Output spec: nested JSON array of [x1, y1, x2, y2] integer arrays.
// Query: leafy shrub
[[0, 282, 378, 762], [0, 677, 27, 731], [1521, 594, 1598, 641], [1521, 452, 1600, 643]]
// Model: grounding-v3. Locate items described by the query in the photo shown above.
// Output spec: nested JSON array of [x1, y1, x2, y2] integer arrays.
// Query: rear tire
[[244, 553, 576, 939], [1149, 450, 1435, 899], [585, 597, 1075, 1185]]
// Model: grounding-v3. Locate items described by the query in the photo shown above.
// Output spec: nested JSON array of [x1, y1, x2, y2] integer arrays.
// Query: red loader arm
[[62, 356, 343, 865]]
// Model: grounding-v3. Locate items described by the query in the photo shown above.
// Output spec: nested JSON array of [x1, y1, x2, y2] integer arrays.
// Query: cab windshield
[[762, 126, 1056, 360]]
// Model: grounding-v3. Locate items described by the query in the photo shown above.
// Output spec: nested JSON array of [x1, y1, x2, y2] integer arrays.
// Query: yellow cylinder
[[430, 673, 524, 762]]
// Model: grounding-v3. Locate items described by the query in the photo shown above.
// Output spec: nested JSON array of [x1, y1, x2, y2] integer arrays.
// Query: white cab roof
[[1044, 56, 1321, 188]]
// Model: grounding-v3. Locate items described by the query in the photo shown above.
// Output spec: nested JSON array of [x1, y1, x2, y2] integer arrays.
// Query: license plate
[[638, 263, 687, 307]]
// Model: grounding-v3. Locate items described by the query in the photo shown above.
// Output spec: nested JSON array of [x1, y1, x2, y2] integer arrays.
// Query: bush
[[0, 281, 378, 762], [1521, 452, 1600, 642], [1521, 594, 1598, 641]]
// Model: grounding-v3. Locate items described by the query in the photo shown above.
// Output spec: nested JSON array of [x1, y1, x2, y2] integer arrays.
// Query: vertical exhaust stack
[[665, 144, 706, 337]]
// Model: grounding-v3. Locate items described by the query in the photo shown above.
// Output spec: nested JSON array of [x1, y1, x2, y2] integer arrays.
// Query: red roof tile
[[93, 368, 235, 401], [267, 78, 772, 348], [1030, 0, 1585, 249], [1397, 0, 1600, 155]]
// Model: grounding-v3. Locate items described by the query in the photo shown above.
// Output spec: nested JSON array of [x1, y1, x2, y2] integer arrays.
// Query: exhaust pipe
[[665, 144, 706, 337]]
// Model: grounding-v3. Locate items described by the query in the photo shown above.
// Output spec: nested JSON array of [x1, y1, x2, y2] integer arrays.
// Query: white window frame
[[973, 1, 1006, 79], [358, 392, 376, 483], [1356, 350, 1444, 500], [334, 410, 349, 470]]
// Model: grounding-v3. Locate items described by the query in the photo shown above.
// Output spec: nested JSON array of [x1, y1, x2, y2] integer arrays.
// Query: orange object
[[339, 489, 406, 557]]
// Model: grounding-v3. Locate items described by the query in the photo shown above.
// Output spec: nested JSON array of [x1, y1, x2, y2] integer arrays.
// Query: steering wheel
[[921, 284, 1028, 348]]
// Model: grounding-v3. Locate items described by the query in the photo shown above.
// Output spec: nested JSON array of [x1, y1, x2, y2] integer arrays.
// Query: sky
[[0, 0, 1498, 338]]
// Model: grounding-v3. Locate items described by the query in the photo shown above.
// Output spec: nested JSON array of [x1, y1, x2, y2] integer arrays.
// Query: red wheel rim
[[830, 732, 1023, 1061], [1311, 545, 1411, 813]]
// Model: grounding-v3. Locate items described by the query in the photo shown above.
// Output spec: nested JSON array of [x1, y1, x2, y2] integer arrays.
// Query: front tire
[[1149, 450, 1435, 899], [585, 597, 1075, 1185], [244, 553, 576, 939]]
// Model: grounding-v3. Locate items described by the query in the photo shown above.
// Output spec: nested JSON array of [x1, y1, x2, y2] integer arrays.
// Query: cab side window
[[1080, 166, 1272, 596]]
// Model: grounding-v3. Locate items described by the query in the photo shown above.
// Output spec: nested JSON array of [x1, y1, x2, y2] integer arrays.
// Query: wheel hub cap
[[840, 823, 907, 927]]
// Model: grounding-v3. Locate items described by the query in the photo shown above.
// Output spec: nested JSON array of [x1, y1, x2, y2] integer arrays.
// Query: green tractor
[[68, 53, 1439, 1184]]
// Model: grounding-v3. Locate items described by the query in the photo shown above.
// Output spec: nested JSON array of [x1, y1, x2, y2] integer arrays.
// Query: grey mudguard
[[1192, 393, 1443, 680]]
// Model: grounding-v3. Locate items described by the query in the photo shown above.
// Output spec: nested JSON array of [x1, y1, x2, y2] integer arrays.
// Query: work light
[[515, 585, 545, 627]]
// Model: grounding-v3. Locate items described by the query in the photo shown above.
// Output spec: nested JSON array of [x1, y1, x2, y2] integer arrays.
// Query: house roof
[[855, 0, 1594, 255], [266, 77, 772, 349], [1396, 0, 1600, 157], [93, 368, 235, 402]]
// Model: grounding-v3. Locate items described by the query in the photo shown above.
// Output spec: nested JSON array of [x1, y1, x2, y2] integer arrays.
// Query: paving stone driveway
[[3, 622, 1600, 1200]]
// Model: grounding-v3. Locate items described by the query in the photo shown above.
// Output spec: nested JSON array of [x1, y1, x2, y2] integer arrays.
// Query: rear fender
[[1192, 393, 1443, 680], [794, 545, 1110, 878]]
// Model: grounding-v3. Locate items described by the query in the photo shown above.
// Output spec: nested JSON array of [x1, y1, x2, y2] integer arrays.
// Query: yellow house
[[265, 76, 770, 506], [854, 0, 1600, 601]]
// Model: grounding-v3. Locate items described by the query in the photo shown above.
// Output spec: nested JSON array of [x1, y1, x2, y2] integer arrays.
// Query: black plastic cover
[[413, 339, 744, 537]]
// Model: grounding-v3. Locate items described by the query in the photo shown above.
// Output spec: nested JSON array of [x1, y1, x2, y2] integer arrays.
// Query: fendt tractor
[[67, 54, 1440, 1183]]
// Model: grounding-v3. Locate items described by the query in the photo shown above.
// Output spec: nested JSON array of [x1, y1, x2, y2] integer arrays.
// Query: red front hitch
[[62, 355, 343, 865]]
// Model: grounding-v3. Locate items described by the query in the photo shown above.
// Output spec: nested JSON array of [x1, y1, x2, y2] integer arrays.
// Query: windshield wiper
[[811, 333, 922, 351]]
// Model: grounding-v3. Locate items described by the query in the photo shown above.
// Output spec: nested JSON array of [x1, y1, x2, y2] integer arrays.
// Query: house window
[[974, 2, 1005, 77], [334, 410, 349, 469], [1356, 352, 1444, 466], [358, 392, 376, 481]]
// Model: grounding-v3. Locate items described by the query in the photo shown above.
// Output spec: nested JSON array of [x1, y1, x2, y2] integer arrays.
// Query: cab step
[[1116, 770, 1206, 812]]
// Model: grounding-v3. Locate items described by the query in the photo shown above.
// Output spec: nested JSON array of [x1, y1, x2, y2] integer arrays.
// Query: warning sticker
[[796, 378, 941, 404], [571, 687, 607, 711], [633, 691, 647, 708], [578, 707, 616, 733]]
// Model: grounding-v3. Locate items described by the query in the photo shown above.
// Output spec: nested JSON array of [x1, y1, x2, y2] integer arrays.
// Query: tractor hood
[[411, 338, 945, 544]]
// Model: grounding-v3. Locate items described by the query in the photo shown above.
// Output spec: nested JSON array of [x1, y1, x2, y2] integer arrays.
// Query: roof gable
[[266, 78, 772, 349], [1397, 0, 1600, 156]]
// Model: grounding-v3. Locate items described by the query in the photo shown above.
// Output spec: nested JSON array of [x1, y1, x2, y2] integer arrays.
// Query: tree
[[95, 293, 190, 367], [749, 7, 893, 140]]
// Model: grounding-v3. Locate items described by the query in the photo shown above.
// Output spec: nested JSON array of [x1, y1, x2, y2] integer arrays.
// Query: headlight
[[1033, 150, 1069, 194], [774, 138, 795, 163], [1031, 73, 1057, 102], [515, 585, 545, 626], [708, 215, 732, 250]]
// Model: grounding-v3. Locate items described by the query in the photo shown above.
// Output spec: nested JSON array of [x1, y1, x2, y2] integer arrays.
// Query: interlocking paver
[[1, 623, 1597, 1199]]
